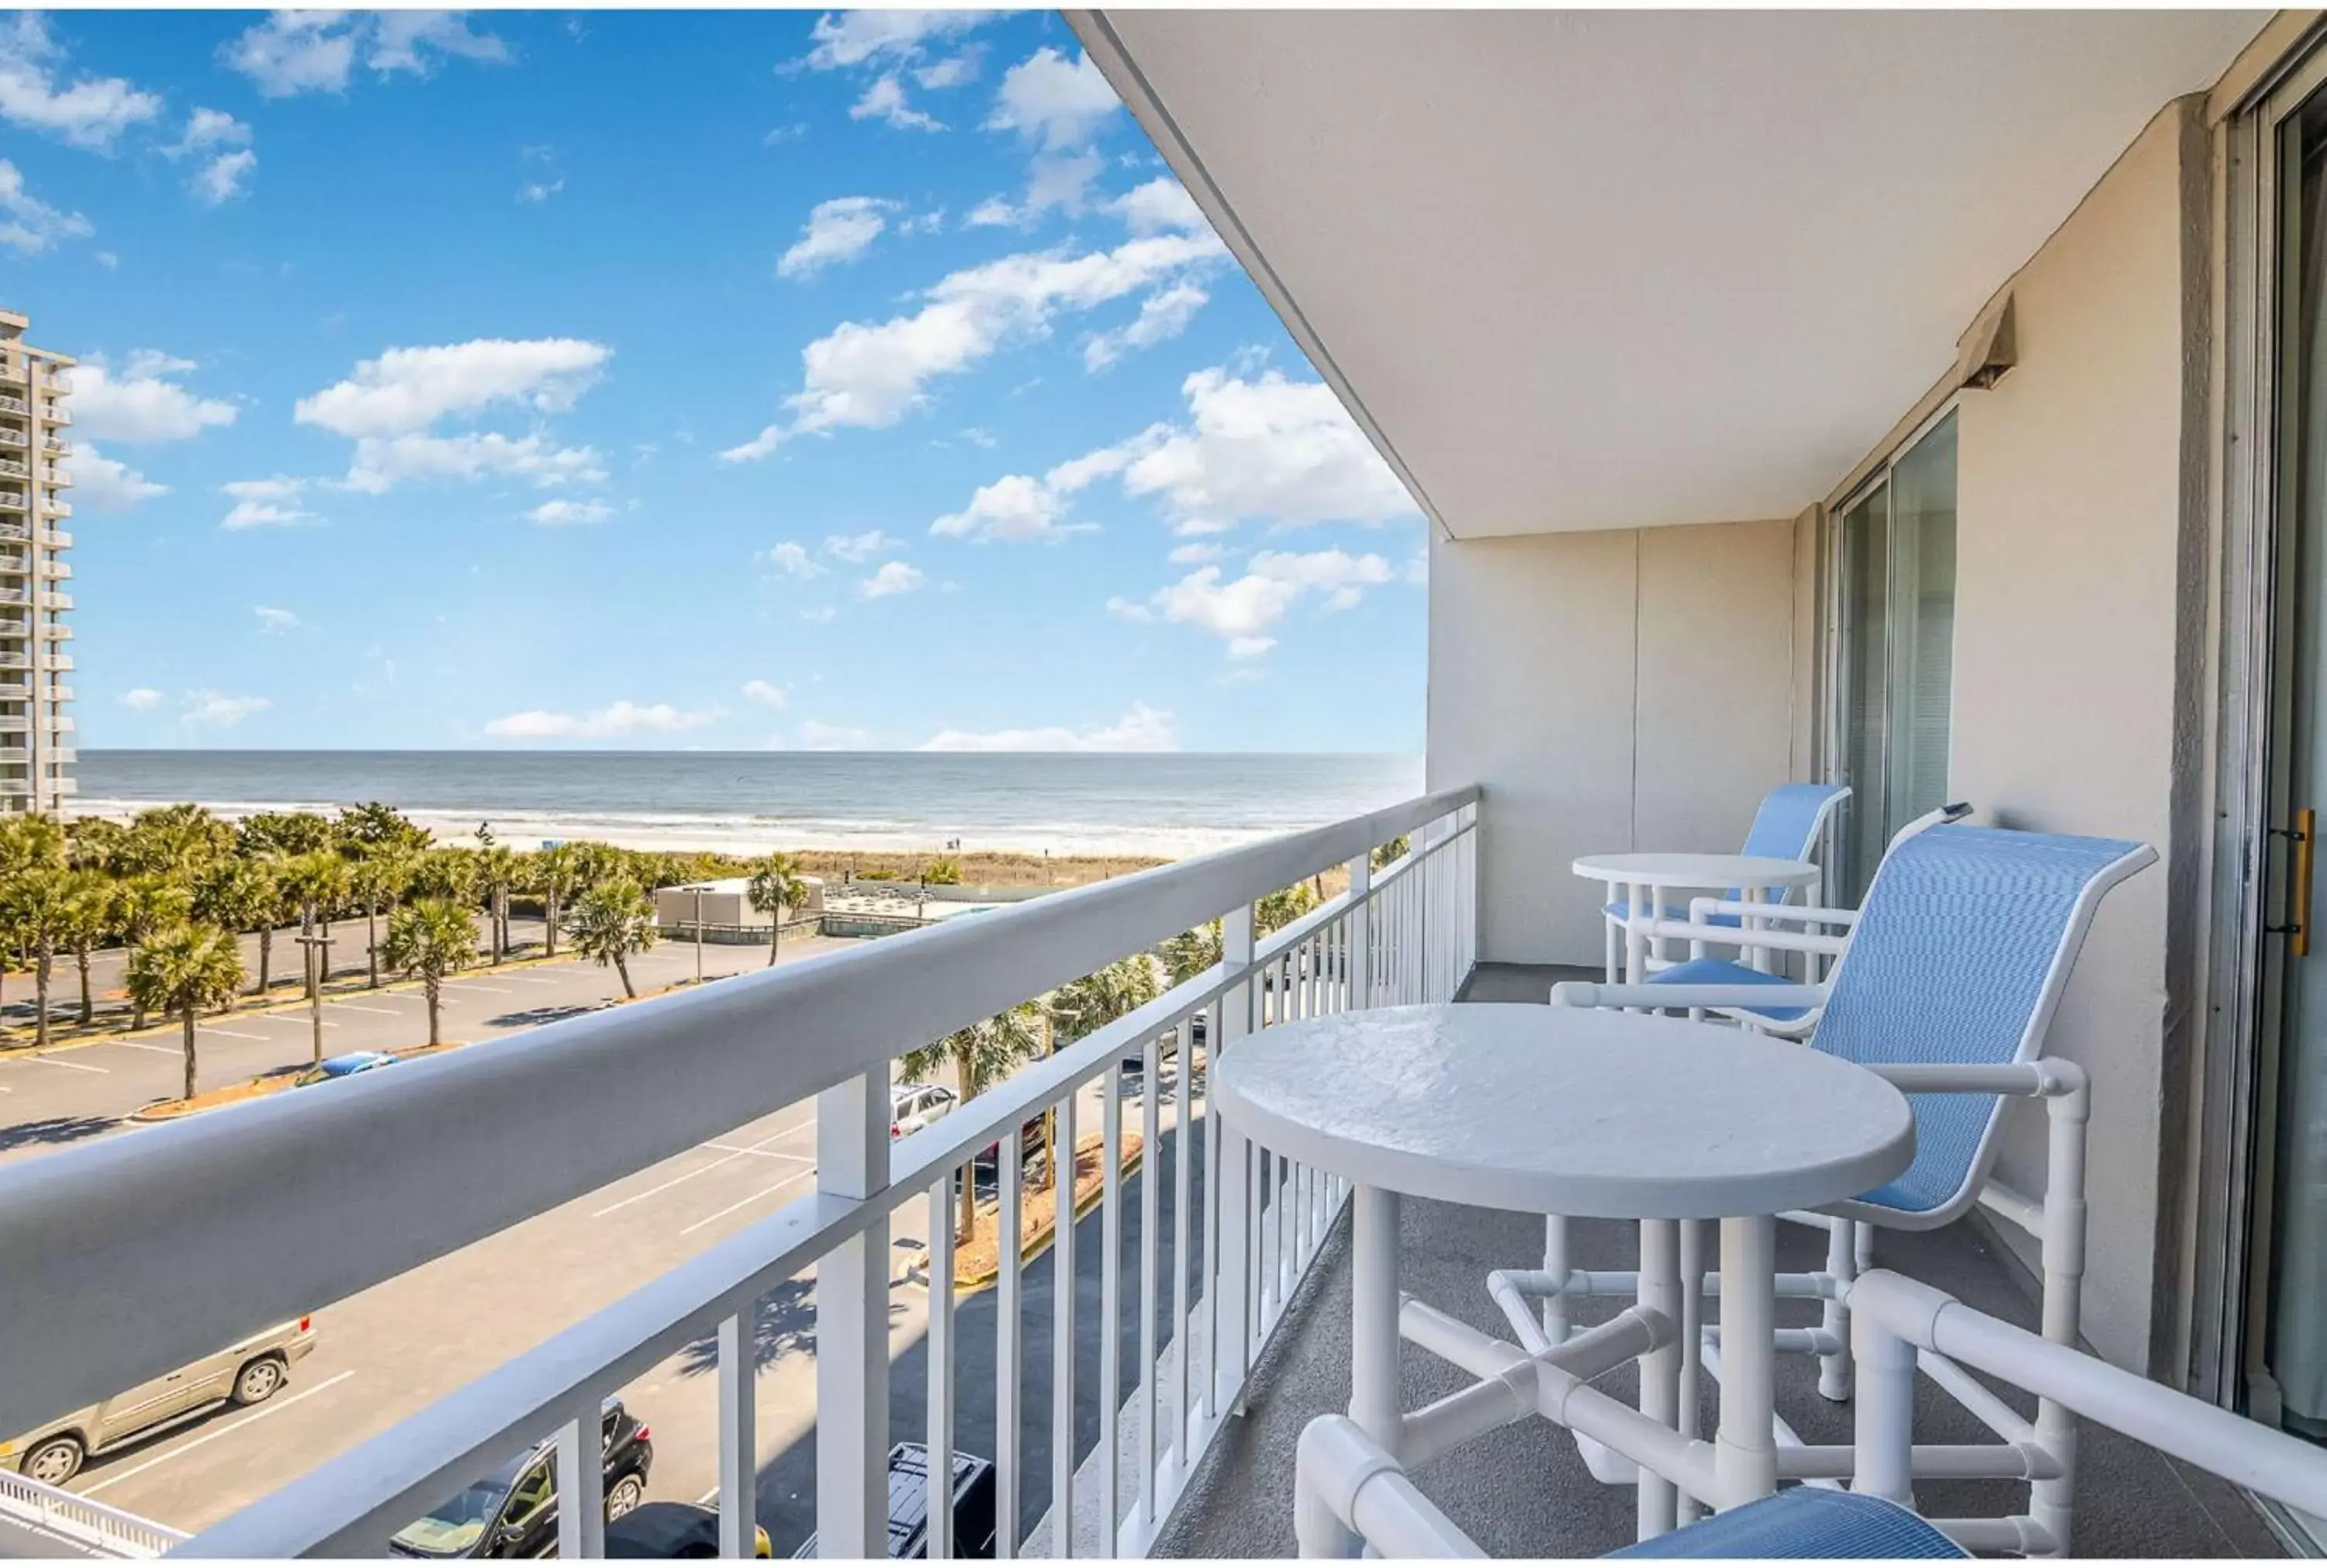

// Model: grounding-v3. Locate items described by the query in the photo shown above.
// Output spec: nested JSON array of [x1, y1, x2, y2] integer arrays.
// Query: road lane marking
[[704, 1143, 814, 1162], [325, 1001, 406, 1016], [590, 1126, 808, 1218], [83, 1369, 358, 1494], [680, 1169, 816, 1236], [18, 1053, 105, 1072]]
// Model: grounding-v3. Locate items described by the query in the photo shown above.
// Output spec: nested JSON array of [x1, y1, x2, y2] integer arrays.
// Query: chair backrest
[[1740, 782, 1852, 863], [1812, 824, 2155, 1219]]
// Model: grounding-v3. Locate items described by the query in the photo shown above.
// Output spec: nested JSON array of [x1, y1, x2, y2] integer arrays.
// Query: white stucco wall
[[1942, 96, 2209, 1372], [1426, 518, 1805, 965]]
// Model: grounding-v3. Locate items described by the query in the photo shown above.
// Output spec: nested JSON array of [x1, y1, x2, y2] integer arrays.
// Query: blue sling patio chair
[[1295, 1270, 2327, 1559], [1596, 782, 1851, 984], [1528, 824, 2155, 1547]]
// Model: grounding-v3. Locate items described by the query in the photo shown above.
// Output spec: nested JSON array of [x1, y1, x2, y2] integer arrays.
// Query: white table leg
[[1350, 1184, 1402, 1454], [1636, 1219, 1681, 1540], [1676, 1219, 1706, 1525], [1623, 880, 1648, 1003], [1713, 1214, 1778, 1509], [1650, 882, 1672, 976], [1603, 893, 1621, 985], [1543, 1213, 1570, 1345]]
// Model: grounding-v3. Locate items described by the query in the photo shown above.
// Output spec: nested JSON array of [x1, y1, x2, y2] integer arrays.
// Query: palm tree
[[112, 873, 192, 1031], [1, 865, 83, 1048], [347, 849, 412, 989], [122, 803, 233, 879], [382, 897, 477, 1048], [54, 870, 108, 1025], [332, 801, 431, 857], [234, 810, 334, 859], [1160, 921, 1224, 986], [901, 1003, 1046, 1244], [1257, 883, 1317, 936], [65, 816, 128, 875], [278, 851, 349, 1003], [0, 812, 66, 876], [534, 845, 583, 959], [1044, 955, 1165, 1191], [126, 923, 245, 1102], [746, 852, 810, 968], [476, 844, 517, 965], [565, 879, 657, 999], [191, 858, 276, 998]]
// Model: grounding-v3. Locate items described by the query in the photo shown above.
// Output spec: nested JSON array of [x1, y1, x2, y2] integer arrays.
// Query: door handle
[[2271, 807, 2318, 957]]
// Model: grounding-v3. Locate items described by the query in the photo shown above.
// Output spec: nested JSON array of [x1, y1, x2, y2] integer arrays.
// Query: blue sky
[[0, 8, 1428, 754]]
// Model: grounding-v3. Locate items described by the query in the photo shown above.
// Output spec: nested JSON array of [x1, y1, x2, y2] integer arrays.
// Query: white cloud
[[1110, 177, 1208, 237], [0, 14, 162, 150], [75, 446, 166, 509], [921, 702, 1174, 753], [849, 75, 941, 132], [119, 687, 161, 713], [859, 561, 924, 599], [526, 499, 613, 525], [931, 470, 1100, 544], [1084, 282, 1208, 371], [797, 719, 873, 750], [221, 475, 319, 530], [297, 338, 610, 437], [723, 230, 1225, 458], [483, 700, 718, 741], [741, 679, 789, 708], [344, 432, 605, 495], [964, 196, 1017, 228], [985, 47, 1117, 152], [800, 605, 838, 623], [1109, 548, 1395, 658], [779, 195, 894, 279], [804, 12, 994, 71], [192, 149, 257, 206], [913, 53, 979, 90], [180, 689, 270, 730], [517, 177, 563, 205], [1168, 541, 1222, 565], [759, 541, 823, 578], [223, 11, 505, 98], [253, 605, 299, 634], [825, 528, 899, 563], [166, 106, 251, 157], [0, 159, 91, 254], [71, 351, 236, 443]]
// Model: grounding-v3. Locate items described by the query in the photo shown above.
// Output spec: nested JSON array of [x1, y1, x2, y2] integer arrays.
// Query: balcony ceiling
[[1073, 11, 2266, 540]]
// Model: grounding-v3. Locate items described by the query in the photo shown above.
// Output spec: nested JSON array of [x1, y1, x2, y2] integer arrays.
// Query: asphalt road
[[2, 929, 1209, 1555]]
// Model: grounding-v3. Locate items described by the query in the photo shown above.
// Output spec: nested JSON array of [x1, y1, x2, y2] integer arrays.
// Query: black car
[[792, 1443, 998, 1559], [389, 1400, 654, 1558], [604, 1501, 769, 1558]]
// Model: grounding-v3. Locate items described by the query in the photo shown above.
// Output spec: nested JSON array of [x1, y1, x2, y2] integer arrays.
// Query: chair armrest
[[1861, 1060, 2087, 1099], [1637, 916, 1850, 957], [1551, 980, 1828, 1011], [1687, 896, 1862, 929]]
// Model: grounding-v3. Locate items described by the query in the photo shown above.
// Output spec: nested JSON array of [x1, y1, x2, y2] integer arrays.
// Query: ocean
[[73, 751, 1428, 859]]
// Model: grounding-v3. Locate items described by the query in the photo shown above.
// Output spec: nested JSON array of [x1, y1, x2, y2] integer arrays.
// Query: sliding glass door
[[1830, 411, 1959, 903]]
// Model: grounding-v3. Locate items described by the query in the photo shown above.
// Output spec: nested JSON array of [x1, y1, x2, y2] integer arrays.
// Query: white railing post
[[1347, 850, 1372, 1011], [815, 1067, 891, 1558], [718, 1309, 758, 1558], [556, 1407, 605, 1559], [1213, 901, 1257, 1411]]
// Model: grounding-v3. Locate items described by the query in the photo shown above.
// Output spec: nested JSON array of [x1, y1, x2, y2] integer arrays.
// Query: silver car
[[0, 1315, 319, 1484]]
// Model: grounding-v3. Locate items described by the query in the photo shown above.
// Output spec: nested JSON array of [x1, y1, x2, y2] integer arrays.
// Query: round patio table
[[1572, 851, 1822, 984], [1212, 1003, 1913, 1533]]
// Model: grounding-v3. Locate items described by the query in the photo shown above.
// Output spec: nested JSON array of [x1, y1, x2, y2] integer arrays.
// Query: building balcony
[[43, 374, 70, 396], [0, 495, 24, 514], [41, 500, 70, 520], [0, 395, 26, 417], [48, 716, 72, 734], [40, 653, 70, 672], [46, 684, 70, 703], [37, 561, 68, 581], [50, 778, 74, 796], [0, 359, 23, 388], [38, 531, 70, 551], [0, 430, 26, 450], [37, 590, 70, 610], [41, 404, 67, 427], [0, 460, 26, 481], [36, 624, 69, 641]]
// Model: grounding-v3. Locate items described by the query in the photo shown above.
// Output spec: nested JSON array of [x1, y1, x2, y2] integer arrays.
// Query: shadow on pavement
[[487, 1004, 600, 1028], [0, 1112, 119, 1153]]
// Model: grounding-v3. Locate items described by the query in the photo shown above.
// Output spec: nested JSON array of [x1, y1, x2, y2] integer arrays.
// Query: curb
[[953, 1139, 1146, 1293]]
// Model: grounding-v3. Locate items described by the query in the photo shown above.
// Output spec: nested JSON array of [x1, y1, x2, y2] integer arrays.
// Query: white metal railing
[[0, 788, 1478, 1559], [0, 395, 22, 415], [0, 1467, 188, 1557]]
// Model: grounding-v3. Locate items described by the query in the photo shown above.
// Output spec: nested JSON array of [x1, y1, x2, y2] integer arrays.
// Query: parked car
[[604, 1501, 770, 1558], [1124, 1013, 1206, 1075], [790, 1443, 998, 1559], [0, 1315, 318, 1484], [890, 1083, 956, 1139], [292, 1051, 399, 1088], [389, 1399, 653, 1558]]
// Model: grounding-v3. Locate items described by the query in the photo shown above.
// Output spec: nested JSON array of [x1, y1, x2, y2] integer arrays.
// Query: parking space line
[[325, 1001, 405, 1016], [18, 1053, 105, 1072], [444, 984, 513, 995], [112, 1041, 181, 1055], [679, 1169, 816, 1237], [703, 1144, 814, 1162], [83, 1370, 358, 1494], [199, 1027, 274, 1042], [590, 1125, 808, 1219]]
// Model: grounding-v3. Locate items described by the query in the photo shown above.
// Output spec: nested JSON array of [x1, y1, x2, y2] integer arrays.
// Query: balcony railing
[[0, 430, 26, 449], [0, 496, 23, 513], [0, 460, 26, 481], [0, 395, 26, 416], [0, 789, 1480, 1559], [37, 591, 69, 610], [38, 532, 70, 551], [41, 404, 67, 427], [40, 437, 64, 454], [41, 500, 69, 519]]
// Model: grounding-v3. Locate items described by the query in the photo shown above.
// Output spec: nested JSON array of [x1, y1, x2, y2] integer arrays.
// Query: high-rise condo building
[[0, 306, 74, 815]]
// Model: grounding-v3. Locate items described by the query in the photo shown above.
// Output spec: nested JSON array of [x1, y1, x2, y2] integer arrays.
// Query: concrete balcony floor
[[1155, 965, 2290, 1559]]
